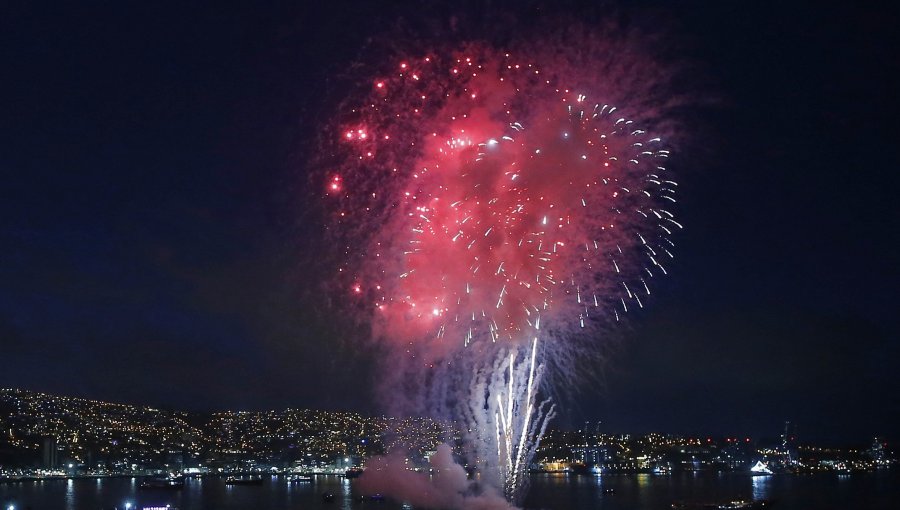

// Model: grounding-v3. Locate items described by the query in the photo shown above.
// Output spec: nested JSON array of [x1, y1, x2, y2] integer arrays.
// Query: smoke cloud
[[358, 444, 518, 510]]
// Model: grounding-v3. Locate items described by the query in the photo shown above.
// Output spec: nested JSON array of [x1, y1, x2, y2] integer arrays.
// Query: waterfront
[[1, 471, 898, 510]]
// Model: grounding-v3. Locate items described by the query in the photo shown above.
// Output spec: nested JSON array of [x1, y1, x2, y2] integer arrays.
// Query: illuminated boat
[[139, 476, 184, 490], [672, 499, 774, 509], [750, 460, 773, 475], [224, 476, 264, 486]]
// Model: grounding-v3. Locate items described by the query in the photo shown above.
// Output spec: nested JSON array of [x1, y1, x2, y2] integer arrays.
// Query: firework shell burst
[[325, 39, 680, 369]]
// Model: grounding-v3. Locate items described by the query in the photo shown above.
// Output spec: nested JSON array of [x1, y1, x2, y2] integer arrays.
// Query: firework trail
[[322, 29, 680, 504], [463, 336, 556, 503]]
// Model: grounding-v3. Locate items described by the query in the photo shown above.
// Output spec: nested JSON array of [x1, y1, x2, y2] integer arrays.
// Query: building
[[572, 446, 615, 465], [42, 436, 58, 470]]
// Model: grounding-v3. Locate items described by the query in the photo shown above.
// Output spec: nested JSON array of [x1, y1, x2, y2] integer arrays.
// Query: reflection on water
[[340, 476, 352, 510], [636, 473, 650, 487], [751, 474, 770, 500], [65, 478, 75, 510], [0, 472, 897, 510]]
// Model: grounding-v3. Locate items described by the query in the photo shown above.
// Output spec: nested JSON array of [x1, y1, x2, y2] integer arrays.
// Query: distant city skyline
[[0, 387, 887, 447], [1, 387, 892, 480]]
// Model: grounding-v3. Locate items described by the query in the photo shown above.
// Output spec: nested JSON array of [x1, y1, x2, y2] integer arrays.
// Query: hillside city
[[0, 388, 893, 481]]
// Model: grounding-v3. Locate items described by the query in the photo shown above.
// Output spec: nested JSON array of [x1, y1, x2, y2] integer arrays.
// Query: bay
[[1, 471, 897, 510]]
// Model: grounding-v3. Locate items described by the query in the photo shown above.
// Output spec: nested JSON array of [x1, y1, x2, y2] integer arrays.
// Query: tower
[[42, 436, 58, 470]]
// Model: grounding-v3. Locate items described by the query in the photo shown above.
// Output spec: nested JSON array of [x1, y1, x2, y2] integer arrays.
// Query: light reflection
[[185, 476, 202, 509], [65, 478, 75, 510], [752, 474, 771, 500], [636, 473, 649, 488], [340, 477, 352, 510]]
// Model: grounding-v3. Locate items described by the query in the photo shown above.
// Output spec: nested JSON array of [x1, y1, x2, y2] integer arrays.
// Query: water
[[1, 472, 897, 510]]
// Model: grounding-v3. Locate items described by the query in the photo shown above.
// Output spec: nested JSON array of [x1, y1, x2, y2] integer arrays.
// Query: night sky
[[2, 1, 897, 443]]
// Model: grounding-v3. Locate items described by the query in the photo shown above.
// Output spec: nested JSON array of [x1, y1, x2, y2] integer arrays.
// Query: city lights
[[0, 388, 892, 484]]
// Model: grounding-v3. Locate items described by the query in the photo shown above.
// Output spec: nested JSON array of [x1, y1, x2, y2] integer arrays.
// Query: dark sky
[[1, 1, 897, 443]]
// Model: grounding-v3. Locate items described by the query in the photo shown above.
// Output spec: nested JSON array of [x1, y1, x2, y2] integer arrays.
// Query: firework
[[330, 47, 677, 357], [324, 39, 679, 504]]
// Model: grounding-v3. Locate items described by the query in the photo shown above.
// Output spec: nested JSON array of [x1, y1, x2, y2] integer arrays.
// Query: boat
[[139, 476, 184, 490], [672, 499, 774, 509], [750, 460, 774, 475], [289, 475, 313, 483], [321, 491, 336, 503], [345, 467, 364, 478], [225, 476, 264, 486]]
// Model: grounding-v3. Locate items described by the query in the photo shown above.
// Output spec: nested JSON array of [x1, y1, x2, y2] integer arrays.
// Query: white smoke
[[358, 444, 518, 510]]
